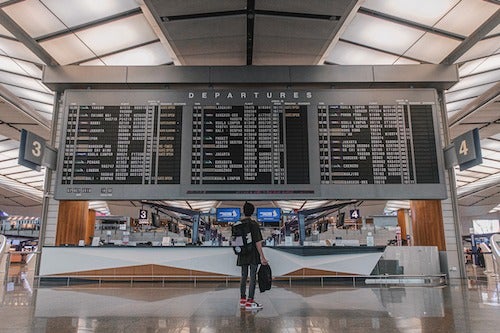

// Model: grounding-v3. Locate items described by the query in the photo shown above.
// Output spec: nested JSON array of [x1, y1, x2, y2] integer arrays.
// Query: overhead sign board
[[216, 208, 241, 222], [453, 128, 482, 171], [257, 208, 282, 222], [19, 129, 45, 171], [55, 89, 446, 200], [350, 209, 360, 220]]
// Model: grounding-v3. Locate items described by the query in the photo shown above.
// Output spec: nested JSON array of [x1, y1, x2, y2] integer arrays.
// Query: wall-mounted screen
[[257, 208, 282, 223], [216, 208, 241, 222], [55, 89, 446, 200]]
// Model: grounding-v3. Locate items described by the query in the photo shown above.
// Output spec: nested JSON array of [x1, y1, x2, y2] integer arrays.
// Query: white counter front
[[39, 246, 386, 279]]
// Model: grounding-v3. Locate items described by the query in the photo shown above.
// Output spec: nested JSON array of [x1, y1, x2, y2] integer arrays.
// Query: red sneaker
[[239, 298, 247, 308], [245, 299, 263, 310]]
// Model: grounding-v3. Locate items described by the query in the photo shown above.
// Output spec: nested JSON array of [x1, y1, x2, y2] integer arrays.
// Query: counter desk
[[38, 245, 389, 281]]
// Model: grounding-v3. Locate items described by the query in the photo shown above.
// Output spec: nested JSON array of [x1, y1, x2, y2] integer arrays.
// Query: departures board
[[55, 89, 447, 200]]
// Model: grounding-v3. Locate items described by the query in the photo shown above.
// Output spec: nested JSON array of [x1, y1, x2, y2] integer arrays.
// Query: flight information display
[[318, 104, 439, 185], [55, 89, 446, 200], [61, 104, 182, 189], [191, 104, 309, 185]]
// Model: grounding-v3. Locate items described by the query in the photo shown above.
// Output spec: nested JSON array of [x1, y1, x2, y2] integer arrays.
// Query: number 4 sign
[[453, 128, 482, 171], [350, 209, 360, 219]]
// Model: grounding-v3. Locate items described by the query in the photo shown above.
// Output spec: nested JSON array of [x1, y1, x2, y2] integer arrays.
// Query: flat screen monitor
[[257, 208, 281, 223], [216, 208, 241, 223]]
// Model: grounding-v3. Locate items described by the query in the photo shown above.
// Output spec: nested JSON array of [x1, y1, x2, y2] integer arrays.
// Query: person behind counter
[[237, 201, 268, 311]]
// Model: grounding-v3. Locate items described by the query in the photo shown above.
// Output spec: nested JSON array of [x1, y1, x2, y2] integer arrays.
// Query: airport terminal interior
[[0, 0, 499, 332]]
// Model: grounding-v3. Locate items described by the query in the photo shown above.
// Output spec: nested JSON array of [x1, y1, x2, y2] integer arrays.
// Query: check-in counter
[[38, 245, 399, 281]]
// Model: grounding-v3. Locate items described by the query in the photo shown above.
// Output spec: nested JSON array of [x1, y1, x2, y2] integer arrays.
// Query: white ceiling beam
[[137, 0, 182, 65], [316, 0, 364, 65], [448, 82, 500, 127], [441, 9, 500, 65], [0, 9, 58, 66]]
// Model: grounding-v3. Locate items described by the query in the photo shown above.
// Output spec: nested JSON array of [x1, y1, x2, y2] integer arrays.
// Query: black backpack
[[231, 220, 253, 255]]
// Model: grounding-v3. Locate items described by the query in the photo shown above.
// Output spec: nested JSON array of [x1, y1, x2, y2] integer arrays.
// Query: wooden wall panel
[[397, 209, 407, 240], [55, 201, 89, 246], [85, 209, 96, 245], [410, 200, 446, 251]]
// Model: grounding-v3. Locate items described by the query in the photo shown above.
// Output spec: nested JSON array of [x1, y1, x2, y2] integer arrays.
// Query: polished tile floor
[[1, 265, 499, 333]]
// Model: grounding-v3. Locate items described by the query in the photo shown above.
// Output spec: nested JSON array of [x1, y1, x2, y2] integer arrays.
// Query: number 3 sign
[[19, 129, 46, 170]]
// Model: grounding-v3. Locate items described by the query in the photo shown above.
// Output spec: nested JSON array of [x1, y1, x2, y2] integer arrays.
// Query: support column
[[298, 213, 305, 246], [192, 214, 200, 245], [55, 201, 90, 246], [410, 200, 446, 251], [397, 209, 408, 242]]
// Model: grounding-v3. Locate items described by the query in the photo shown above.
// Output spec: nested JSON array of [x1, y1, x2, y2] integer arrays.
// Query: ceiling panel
[[0, 55, 34, 76], [148, 0, 246, 17], [340, 13, 424, 55], [43, 0, 139, 28], [404, 32, 461, 64], [75, 14, 158, 57], [256, 0, 354, 16], [445, 82, 497, 103], [253, 16, 337, 65], [481, 138, 500, 150], [39, 34, 94, 65], [164, 15, 246, 40], [487, 22, 500, 36], [0, 158, 19, 169], [0, 37, 42, 63], [394, 57, 420, 65], [0, 23, 14, 38], [466, 103, 500, 123], [94, 42, 172, 66], [459, 54, 500, 76], [434, 0, 499, 36], [0, 149, 19, 160], [0, 72, 48, 92], [469, 186, 500, 199], [446, 97, 476, 113], [5, 194, 41, 206], [0, 138, 18, 151], [455, 176, 480, 184], [7, 170, 44, 180], [482, 149, 500, 159], [325, 41, 401, 65], [12, 58, 43, 78], [2, 0, 65, 38], [468, 164, 500, 174], [479, 158, 500, 170], [3, 85, 54, 105], [0, 123, 23, 140], [362, 0, 459, 27], [163, 15, 246, 65], [0, 165, 31, 175], [477, 125, 500, 142], [447, 69, 500, 92], [457, 36, 500, 63], [459, 195, 487, 206]]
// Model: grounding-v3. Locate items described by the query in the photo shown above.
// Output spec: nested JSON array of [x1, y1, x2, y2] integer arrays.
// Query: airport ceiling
[[0, 0, 498, 217]]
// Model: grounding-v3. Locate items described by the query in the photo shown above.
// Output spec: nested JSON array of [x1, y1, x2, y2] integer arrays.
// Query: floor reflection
[[1, 269, 499, 332]]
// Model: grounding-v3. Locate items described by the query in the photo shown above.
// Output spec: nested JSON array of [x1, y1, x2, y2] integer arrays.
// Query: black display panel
[[61, 104, 182, 188], [55, 89, 446, 200], [191, 104, 309, 185], [318, 104, 439, 185]]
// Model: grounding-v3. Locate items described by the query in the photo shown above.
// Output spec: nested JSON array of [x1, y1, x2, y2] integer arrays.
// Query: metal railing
[[35, 273, 447, 288]]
